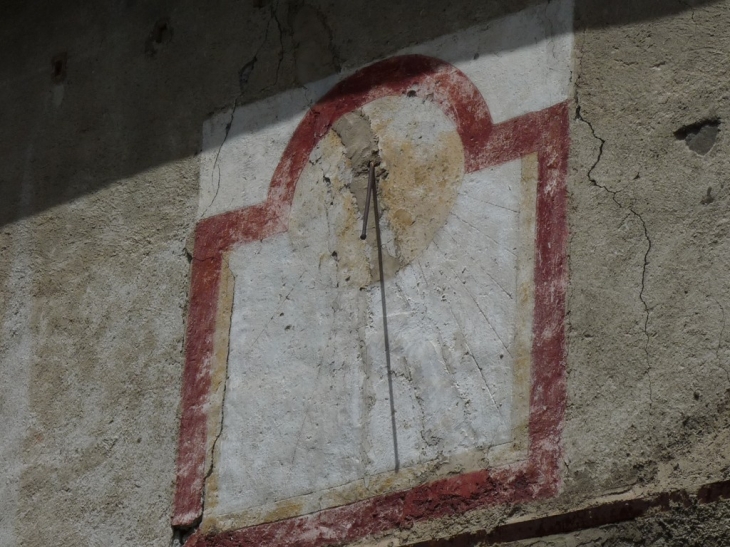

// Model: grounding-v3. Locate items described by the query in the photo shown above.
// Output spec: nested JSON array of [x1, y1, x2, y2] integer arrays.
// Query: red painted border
[[173, 54, 569, 546]]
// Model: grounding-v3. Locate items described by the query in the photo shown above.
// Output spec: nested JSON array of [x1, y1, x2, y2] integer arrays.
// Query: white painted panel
[[215, 142, 527, 518]]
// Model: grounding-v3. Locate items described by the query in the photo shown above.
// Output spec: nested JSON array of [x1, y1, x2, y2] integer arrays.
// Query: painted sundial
[[211, 95, 535, 526], [174, 2, 572, 545]]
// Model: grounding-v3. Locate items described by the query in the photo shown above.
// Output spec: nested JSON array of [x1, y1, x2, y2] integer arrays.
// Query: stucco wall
[[1, 0, 729, 545]]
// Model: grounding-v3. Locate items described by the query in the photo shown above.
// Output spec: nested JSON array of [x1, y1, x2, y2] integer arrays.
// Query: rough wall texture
[[569, 0, 730, 505], [1, 0, 729, 546]]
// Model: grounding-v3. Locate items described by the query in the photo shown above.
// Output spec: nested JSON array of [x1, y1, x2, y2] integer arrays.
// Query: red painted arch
[[173, 54, 570, 547], [192, 55, 496, 261]]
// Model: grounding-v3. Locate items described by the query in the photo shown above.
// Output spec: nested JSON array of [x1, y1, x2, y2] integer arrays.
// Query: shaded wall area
[[0, 0, 720, 227]]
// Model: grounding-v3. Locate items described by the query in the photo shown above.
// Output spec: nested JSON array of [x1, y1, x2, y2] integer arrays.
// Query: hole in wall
[[51, 52, 67, 83], [675, 119, 720, 155], [145, 18, 173, 57], [701, 187, 714, 205], [239, 57, 257, 90]]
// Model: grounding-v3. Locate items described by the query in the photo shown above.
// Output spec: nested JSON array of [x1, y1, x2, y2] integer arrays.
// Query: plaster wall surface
[[1, 0, 730, 545]]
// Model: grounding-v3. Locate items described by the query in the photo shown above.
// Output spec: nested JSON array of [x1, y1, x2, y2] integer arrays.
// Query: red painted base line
[[173, 54, 570, 545]]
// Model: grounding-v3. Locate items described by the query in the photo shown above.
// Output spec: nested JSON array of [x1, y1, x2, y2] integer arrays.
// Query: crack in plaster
[[470, 197, 519, 213], [290, 2, 342, 83], [201, 2, 334, 225], [678, 0, 697, 23], [201, 0, 284, 221], [202, 111, 234, 220], [631, 206, 654, 404], [264, 0, 286, 93], [200, 266, 237, 532], [575, 92, 654, 406], [574, 104, 615, 205]]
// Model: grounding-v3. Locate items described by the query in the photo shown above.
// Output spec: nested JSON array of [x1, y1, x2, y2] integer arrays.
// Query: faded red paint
[[173, 54, 569, 544], [172, 253, 221, 528]]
